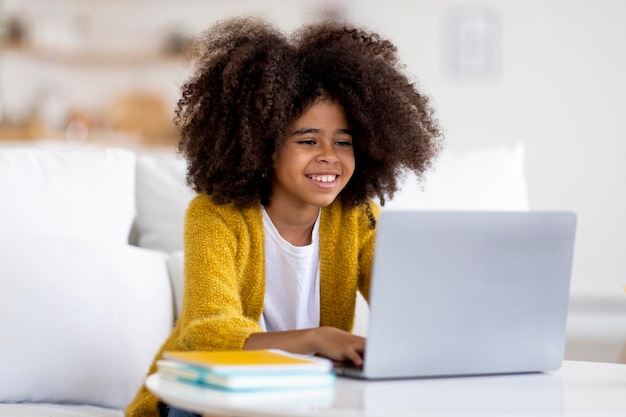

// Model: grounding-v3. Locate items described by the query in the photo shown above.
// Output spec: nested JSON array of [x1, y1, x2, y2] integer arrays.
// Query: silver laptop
[[335, 210, 577, 379]]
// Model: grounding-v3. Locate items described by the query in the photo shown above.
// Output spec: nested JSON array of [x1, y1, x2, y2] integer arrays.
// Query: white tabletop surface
[[146, 360, 626, 417]]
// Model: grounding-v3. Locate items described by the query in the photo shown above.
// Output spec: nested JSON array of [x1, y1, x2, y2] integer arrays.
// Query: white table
[[146, 360, 626, 417]]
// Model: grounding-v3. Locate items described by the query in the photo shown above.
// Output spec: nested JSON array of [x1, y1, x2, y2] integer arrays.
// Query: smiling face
[[269, 99, 355, 214]]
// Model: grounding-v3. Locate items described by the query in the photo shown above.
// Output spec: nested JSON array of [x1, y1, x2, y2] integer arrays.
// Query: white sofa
[[0, 144, 194, 417], [0, 142, 618, 417]]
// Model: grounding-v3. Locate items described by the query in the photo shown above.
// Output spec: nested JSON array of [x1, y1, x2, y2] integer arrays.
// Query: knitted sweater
[[125, 194, 379, 417]]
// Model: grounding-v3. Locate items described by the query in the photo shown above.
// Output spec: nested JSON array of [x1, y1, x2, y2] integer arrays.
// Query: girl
[[126, 17, 441, 417]]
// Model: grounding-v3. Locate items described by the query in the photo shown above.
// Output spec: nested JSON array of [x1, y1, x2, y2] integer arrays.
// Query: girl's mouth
[[308, 174, 338, 183]]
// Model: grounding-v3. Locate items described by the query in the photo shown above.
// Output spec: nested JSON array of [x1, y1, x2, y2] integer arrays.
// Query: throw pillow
[[385, 143, 529, 210], [135, 154, 195, 253], [0, 235, 173, 409], [0, 147, 136, 244]]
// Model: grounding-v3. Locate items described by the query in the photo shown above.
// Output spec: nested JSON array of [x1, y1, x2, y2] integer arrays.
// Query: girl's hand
[[244, 326, 365, 366], [309, 326, 365, 366]]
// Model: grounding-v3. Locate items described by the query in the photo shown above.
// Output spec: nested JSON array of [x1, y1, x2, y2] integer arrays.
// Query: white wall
[[3, 0, 625, 298]]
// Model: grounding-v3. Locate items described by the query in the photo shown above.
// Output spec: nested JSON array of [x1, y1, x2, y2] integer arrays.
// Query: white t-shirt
[[259, 207, 321, 332]]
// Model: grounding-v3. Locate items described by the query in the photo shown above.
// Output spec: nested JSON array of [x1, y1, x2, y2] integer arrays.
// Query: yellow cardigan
[[125, 194, 379, 417]]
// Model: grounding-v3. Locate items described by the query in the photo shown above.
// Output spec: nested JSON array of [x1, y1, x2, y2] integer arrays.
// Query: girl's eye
[[298, 139, 316, 145], [336, 140, 353, 147]]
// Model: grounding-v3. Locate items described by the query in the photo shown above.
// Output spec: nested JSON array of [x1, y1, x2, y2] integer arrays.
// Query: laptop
[[335, 210, 577, 379]]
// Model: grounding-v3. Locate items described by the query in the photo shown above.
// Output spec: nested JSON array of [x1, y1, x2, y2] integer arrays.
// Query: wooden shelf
[[0, 128, 178, 148], [3, 45, 185, 67]]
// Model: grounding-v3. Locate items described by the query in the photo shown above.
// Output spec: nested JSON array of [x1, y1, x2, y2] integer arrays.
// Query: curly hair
[[176, 17, 442, 210]]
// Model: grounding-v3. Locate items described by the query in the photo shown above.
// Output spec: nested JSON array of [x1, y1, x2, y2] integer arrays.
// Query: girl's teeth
[[311, 175, 336, 183]]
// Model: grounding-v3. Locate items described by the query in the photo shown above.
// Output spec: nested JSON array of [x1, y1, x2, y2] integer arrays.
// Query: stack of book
[[156, 349, 336, 392]]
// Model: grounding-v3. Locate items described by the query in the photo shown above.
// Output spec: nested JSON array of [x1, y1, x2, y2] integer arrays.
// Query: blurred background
[[1, 0, 624, 359], [0, 0, 353, 147]]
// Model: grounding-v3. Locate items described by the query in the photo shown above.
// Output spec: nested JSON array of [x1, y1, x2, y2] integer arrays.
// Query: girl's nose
[[316, 142, 339, 163]]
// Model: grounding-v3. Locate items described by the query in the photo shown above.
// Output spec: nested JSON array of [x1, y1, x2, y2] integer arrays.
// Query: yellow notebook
[[162, 349, 332, 374]]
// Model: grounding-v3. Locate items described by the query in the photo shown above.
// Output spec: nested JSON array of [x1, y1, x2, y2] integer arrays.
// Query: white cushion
[[385, 143, 529, 211], [167, 250, 185, 320], [135, 154, 195, 253], [0, 235, 174, 409], [352, 291, 370, 337], [0, 148, 136, 244]]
